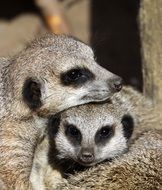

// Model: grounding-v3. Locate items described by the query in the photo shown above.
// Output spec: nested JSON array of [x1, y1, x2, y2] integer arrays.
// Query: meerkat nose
[[79, 148, 94, 163], [110, 76, 123, 92]]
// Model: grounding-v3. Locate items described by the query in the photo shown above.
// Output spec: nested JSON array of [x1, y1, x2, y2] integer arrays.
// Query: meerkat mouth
[[82, 90, 111, 101], [75, 158, 97, 167], [77, 162, 96, 167], [82, 90, 112, 102]]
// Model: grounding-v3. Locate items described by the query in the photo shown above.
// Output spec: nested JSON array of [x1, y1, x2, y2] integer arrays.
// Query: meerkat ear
[[48, 114, 61, 137], [121, 114, 134, 140], [22, 78, 42, 110]]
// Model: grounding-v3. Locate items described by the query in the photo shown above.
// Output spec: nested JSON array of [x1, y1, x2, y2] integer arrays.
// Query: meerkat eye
[[99, 126, 113, 138], [66, 125, 80, 137], [61, 67, 94, 86], [65, 124, 82, 144], [67, 69, 82, 81], [95, 126, 114, 145]]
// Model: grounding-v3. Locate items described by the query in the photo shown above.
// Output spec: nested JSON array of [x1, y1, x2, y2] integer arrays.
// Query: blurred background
[[0, 0, 142, 90]]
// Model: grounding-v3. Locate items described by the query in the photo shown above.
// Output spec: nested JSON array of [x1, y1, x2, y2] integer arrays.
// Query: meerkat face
[[10, 34, 122, 117], [48, 103, 134, 167]]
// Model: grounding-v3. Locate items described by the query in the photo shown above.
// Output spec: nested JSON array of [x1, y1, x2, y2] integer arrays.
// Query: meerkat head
[[48, 102, 134, 167], [9, 34, 122, 117]]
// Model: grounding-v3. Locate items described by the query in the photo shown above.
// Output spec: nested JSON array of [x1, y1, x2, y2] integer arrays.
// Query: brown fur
[[0, 34, 120, 190]]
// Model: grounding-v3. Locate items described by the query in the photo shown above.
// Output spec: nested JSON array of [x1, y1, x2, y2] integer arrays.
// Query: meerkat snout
[[78, 148, 95, 165], [108, 75, 123, 92], [112, 76, 123, 92]]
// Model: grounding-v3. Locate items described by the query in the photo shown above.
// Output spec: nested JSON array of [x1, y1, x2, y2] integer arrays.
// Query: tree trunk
[[35, 0, 71, 34], [139, 0, 162, 113]]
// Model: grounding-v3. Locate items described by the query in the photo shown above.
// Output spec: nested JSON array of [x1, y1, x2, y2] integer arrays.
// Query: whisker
[[43, 93, 55, 101]]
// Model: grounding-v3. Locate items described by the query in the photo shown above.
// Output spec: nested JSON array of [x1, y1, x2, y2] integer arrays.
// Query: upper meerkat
[[0, 34, 122, 190], [0, 34, 122, 118]]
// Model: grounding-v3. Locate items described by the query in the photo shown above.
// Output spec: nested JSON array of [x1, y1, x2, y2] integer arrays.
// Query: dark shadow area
[[0, 0, 39, 19], [90, 0, 142, 91]]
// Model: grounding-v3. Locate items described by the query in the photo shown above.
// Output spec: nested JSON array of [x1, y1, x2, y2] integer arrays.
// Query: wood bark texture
[[139, 0, 162, 113]]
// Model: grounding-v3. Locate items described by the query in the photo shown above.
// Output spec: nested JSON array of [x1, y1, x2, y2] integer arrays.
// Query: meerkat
[[59, 129, 162, 190], [31, 100, 135, 190], [0, 33, 123, 190], [31, 86, 161, 190]]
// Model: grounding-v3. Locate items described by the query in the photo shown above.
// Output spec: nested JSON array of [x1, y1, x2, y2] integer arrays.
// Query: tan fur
[[31, 86, 162, 190], [0, 178, 6, 190], [114, 87, 162, 131], [0, 34, 120, 190], [30, 136, 60, 190]]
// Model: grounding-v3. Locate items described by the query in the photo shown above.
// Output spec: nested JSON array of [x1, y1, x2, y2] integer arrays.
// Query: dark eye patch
[[60, 67, 95, 87], [65, 124, 82, 145], [22, 78, 42, 110], [121, 114, 134, 140], [95, 125, 114, 145]]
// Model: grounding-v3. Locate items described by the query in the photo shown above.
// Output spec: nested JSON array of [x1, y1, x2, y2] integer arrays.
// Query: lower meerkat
[[31, 86, 162, 190], [60, 129, 162, 190], [0, 34, 122, 190]]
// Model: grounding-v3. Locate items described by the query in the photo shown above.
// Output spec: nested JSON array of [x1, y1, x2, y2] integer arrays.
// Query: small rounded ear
[[48, 114, 61, 137], [23, 78, 42, 110], [121, 114, 134, 140]]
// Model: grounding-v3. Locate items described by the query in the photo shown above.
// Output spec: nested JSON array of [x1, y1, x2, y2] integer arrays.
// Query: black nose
[[111, 76, 123, 92], [79, 148, 94, 164]]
